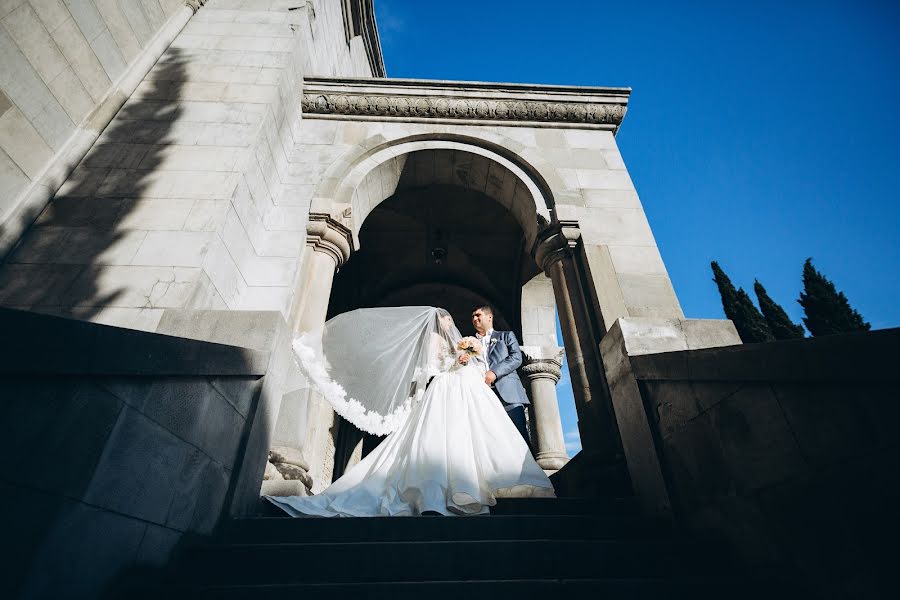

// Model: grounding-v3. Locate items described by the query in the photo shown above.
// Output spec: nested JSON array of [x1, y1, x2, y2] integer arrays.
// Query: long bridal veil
[[291, 306, 462, 436]]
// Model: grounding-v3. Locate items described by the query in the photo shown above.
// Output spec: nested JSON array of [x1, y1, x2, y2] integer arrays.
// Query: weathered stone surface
[[272, 462, 312, 487], [17, 500, 147, 598], [0, 378, 123, 498], [82, 406, 194, 523], [264, 460, 283, 481], [269, 445, 309, 471], [261, 478, 311, 498]]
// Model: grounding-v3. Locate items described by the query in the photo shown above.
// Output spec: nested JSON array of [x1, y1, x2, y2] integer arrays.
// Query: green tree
[[711, 262, 774, 343], [799, 258, 870, 336], [753, 280, 805, 340]]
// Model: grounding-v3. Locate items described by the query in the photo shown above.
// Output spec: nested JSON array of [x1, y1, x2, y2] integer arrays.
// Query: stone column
[[521, 346, 570, 471], [285, 213, 354, 493], [290, 213, 353, 333], [533, 222, 622, 463]]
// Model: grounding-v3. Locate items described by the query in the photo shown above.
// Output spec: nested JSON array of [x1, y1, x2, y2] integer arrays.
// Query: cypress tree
[[753, 280, 805, 340], [711, 262, 774, 343], [799, 258, 870, 336]]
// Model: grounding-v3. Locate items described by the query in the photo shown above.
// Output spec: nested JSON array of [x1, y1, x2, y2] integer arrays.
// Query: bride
[[265, 306, 555, 517]]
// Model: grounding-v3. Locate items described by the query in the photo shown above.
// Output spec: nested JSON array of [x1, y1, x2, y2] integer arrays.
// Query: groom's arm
[[491, 331, 523, 380]]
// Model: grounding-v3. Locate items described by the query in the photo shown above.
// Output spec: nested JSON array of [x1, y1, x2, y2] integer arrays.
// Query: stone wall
[[614, 325, 898, 598], [0, 0, 375, 332], [0, 0, 189, 255], [0, 307, 290, 598]]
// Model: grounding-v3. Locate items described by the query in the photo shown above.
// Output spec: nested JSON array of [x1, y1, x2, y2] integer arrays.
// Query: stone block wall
[[0, 307, 289, 598], [621, 327, 898, 598], [521, 272, 557, 348], [0, 0, 373, 332], [0, 0, 187, 251]]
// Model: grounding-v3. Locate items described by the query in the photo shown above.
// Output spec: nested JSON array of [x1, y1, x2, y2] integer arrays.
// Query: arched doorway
[[288, 140, 585, 488], [327, 184, 537, 331], [326, 150, 545, 477]]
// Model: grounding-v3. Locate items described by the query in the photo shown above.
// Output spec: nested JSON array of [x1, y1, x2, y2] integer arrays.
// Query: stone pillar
[[521, 346, 570, 471], [533, 222, 622, 463], [285, 213, 354, 493], [290, 213, 353, 333]]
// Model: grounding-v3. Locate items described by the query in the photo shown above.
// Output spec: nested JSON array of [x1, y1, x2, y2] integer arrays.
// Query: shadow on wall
[[0, 306, 283, 598], [0, 48, 190, 324]]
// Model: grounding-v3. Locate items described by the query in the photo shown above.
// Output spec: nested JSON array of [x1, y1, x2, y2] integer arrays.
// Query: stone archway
[[291, 140, 574, 479], [327, 146, 574, 476], [285, 116, 637, 489]]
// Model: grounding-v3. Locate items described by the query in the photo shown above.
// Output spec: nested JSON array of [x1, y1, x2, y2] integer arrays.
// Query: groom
[[471, 305, 532, 449]]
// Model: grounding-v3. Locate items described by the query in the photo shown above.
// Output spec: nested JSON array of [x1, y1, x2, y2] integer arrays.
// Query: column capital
[[532, 221, 581, 273], [520, 346, 565, 383], [185, 0, 207, 13], [306, 213, 354, 267]]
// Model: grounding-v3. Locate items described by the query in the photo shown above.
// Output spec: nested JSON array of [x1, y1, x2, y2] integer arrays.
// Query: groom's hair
[[471, 304, 493, 315]]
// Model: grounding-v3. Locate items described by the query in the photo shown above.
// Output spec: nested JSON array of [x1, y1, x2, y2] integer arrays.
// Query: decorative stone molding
[[184, 0, 206, 13], [306, 213, 354, 267], [302, 78, 630, 131], [521, 346, 565, 383], [533, 221, 581, 274]]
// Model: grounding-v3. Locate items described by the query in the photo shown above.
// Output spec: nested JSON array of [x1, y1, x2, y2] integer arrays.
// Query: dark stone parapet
[[0, 307, 269, 376], [629, 326, 898, 383], [611, 326, 899, 598]]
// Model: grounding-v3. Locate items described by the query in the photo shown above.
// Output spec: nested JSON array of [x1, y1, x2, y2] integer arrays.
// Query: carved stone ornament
[[184, 0, 207, 13], [302, 93, 626, 127], [521, 347, 565, 383], [533, 221, 582, 274], [306, 213, 354, 267]]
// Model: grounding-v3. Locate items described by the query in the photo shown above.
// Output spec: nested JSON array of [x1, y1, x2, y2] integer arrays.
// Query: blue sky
[[374, 0, 900, 454]]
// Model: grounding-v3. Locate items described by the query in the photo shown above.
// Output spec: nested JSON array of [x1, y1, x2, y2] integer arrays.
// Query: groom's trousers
[[506, 405, 533, 454]]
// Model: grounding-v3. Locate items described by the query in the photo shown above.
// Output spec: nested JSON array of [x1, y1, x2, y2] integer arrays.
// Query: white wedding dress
[[266, 331, 555, 517]]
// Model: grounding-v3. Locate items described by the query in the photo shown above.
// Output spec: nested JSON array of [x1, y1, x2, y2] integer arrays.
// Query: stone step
[[177, 578, 762, 600], [218, 513, 668, 544], [257, 495, 637, 518], [183, 539, 731, 585], [489, 496, 637, 515]]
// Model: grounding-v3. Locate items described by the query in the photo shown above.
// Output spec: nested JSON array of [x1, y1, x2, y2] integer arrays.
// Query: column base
[[535, 451, 570, 471], [549, 451, 631, 498]]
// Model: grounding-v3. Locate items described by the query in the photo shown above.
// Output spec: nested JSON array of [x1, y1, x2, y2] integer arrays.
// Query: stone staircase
[[147, 497, 772, 599]]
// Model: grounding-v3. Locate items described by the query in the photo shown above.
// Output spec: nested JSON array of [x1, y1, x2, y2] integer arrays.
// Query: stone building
[[2, 1, 894, 597]]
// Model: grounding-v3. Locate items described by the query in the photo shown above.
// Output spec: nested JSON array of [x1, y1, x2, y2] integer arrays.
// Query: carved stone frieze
[[301, 93, 626, 127], [301, 78, 630, 129]]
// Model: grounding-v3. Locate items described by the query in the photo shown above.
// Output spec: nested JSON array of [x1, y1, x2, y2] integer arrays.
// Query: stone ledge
[[302, 77, 631, 130], [0, 308, 268, 376], [629, 327, 899, 383]]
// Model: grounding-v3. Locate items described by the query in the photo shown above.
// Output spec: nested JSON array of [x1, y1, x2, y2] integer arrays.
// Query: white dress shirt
[[475, 328, 493, 371]]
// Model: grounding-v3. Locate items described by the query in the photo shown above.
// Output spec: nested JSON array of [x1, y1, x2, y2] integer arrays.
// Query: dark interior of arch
[[326, 184, 541, 337], [326, 183, 542, 476]]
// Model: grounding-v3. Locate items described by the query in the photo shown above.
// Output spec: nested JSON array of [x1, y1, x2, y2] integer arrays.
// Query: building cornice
[[342, 0, 386, 78], [302, 77, 631, 131]]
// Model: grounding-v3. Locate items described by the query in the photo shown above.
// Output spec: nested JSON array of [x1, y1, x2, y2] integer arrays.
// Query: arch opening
[[323, 147, 550, 478]]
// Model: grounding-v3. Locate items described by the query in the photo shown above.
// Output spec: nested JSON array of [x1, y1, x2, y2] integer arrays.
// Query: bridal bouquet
[[457, 337, 483, 357]]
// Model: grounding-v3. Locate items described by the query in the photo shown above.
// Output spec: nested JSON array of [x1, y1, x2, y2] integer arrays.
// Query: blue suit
[[483, 330, 529, 407], [483, 330, 532, 448]]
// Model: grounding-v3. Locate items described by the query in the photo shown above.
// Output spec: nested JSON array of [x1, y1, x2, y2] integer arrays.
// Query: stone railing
[[1, 307, 290, 596], [605, 320, 897, 598]]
